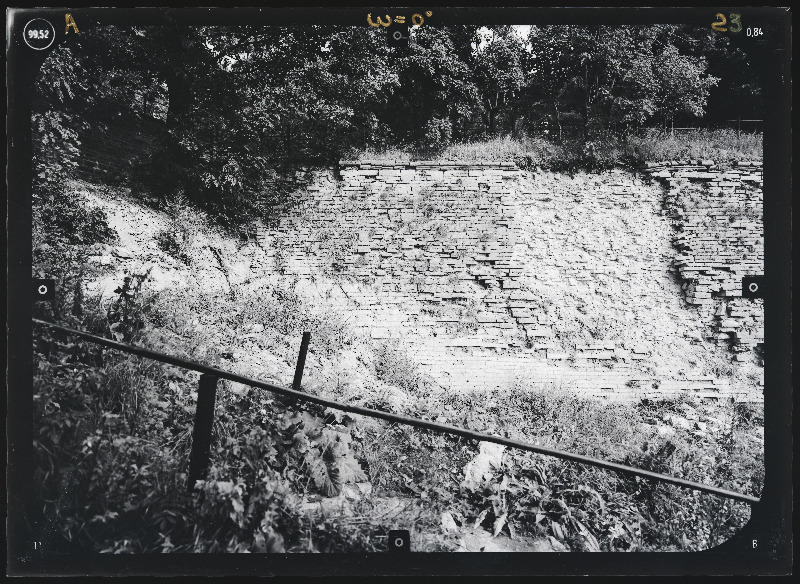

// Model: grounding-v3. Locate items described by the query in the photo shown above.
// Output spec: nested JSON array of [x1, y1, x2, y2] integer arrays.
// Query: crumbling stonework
[[645, 161, 764, 359], [252, 161, 763, 402]]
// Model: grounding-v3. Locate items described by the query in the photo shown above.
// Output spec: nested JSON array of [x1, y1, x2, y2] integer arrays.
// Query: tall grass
[[354, 130, 762, 168], [357, 135, 555, 164], [624, 129, 762, 163]]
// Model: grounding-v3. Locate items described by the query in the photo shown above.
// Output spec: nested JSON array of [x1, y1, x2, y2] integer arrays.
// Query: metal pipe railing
[[32, 318, 759, 504]]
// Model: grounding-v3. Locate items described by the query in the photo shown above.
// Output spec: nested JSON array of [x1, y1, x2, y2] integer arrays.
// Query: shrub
[[33, 176, 117, 245], [32, 271, 375, 553], [133, 137, 262, 230], [425, 385, 761, 551], [416, 117, 453, 155], [155, 192, 199, 264], [372, 340, 427, 394]]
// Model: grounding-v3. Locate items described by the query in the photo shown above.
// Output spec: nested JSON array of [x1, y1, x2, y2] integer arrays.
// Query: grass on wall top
[[354, 130, 763, 169]]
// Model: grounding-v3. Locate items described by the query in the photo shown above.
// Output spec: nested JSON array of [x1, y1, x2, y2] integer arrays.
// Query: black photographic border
[[7, 6, 792, 576]]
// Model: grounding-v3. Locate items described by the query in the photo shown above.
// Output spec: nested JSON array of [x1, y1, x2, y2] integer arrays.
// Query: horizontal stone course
[[250, 160, 764, 402], [645, 161, 764, 354]]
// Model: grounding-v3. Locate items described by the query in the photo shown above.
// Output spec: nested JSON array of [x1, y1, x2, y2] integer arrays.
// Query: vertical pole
[[293, 332, 312, 392], [188, 374, 218, 491], [72, 275, 83, 318]]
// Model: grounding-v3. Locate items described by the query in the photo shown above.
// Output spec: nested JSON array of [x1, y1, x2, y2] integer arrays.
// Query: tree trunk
[[555, 102, 562, 142], [480, 109, 491, 132], [160, 27, 192, 132], [583, 63, 590, 141], [164, 68, 191, 131]]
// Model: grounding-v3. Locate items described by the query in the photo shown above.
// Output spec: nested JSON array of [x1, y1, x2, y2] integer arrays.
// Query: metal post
[[188, 374, 218, 491], [292, 332, 311, 391]]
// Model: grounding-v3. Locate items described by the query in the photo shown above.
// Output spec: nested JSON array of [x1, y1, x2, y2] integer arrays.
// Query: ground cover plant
[[33, 241, 762, 552]]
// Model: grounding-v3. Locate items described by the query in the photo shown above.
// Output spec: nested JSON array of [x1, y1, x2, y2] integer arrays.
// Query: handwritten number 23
[[713, 13, 742, 33]]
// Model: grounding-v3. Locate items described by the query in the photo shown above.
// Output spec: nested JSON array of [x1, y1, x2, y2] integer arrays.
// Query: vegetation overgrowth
[[32, 184, 763, 553], [357, 129, 763, 171], [30, 19, 764, 553], [33, 24, 762, 227]]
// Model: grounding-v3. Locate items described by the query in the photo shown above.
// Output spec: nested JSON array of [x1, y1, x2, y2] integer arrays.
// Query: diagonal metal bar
[[32, 318, 760, 505]]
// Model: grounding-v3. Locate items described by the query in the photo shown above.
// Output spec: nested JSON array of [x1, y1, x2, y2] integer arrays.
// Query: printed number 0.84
[[712, 13, 742, 33]]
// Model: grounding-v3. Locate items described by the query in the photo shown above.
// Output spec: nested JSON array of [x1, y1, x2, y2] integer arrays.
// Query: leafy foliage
[[416, 117, 453, 155], [31, 229, 763, 554], [33, 175, 117, 246], [422, 387, 762, 551], [32, 272, 374, 553], [473, 27, 527, 135], [526, 25, 720, 137], [29, 22, 765, 553], [34, 22, 760, 199]]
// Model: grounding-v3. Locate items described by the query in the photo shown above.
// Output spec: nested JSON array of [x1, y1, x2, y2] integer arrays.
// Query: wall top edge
[[643, 160, 763, 169], [339, 160, 519, 169]]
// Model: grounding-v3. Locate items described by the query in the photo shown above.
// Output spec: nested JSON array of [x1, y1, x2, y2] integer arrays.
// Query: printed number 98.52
[[27, 29, 50, 39], [712, 13, 742, 33]]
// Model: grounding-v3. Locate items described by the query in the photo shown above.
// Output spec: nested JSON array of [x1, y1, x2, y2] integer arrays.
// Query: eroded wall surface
[[645, 161, 764, 359], [254, 160, 764, 402]]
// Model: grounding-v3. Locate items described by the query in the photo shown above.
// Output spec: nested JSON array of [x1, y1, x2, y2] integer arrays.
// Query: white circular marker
[[393, 31, 403, 40], [748, 282, 759, 293], [38, 285, 48, 295], [23, 19, 55, 51], [394, 537, 404, 547]]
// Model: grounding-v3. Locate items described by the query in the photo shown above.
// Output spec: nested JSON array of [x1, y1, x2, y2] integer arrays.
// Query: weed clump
[[372, 340, 427, 394], [155, 192, 199, 264]]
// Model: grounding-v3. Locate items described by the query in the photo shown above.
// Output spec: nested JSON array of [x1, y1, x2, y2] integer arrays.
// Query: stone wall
[[645, 161, 764, 359], [273, 161, 525, 285], [255, 161, 763, 402]]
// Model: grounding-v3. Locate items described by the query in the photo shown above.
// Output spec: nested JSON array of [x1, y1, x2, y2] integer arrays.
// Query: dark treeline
[[33, 24, 762, 221]]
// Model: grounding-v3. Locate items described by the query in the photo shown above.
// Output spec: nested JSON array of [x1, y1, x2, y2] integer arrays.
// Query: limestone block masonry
[[253, 160, 763, 403], [645, 161, 764, 358]]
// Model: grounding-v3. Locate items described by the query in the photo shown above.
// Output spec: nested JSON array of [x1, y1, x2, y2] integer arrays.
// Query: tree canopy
[[33, 23, 761, 218]]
